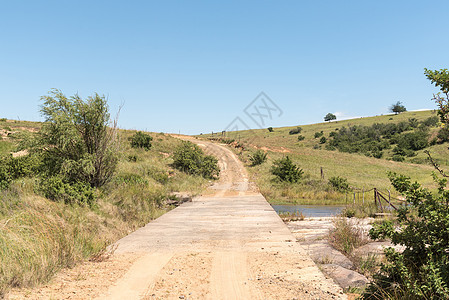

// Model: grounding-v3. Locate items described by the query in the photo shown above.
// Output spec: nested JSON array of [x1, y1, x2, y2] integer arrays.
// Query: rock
[[321, 264, 369, 288], [302, 240, 353, 269]]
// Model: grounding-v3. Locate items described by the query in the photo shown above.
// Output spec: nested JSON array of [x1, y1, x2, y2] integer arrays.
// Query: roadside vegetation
[[0, 91, 212, 297], [361, 68, 449, 299]]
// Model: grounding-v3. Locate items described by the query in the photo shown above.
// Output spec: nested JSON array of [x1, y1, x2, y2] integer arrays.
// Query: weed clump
[[328, 217, 369, 255]]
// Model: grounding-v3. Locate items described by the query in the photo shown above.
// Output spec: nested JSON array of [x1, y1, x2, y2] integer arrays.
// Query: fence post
[[374, 188, 377, 209], [362, 188, 365, 204], [321, 167, 324, 180], [388, 189, 391, 210], [353, 192, 356, 204]]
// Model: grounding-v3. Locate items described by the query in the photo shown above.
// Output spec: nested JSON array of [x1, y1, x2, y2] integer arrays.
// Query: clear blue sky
[[1, 1, 448, 134]]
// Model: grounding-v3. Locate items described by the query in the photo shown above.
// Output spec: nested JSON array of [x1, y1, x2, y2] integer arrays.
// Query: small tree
[[38, 89, 119, 188], [324, 113, 336, 122], [270, 156, 303, 183], [267, 127, 274, 132], [390, 101, 407, 114]]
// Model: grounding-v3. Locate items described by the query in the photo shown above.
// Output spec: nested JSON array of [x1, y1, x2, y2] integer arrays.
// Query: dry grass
[[0, 128, 209, 297], [328, 217, 370, 256]]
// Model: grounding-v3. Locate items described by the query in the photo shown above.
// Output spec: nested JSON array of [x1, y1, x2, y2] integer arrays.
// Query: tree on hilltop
[[390, 101, 406, 114], [324, 113, 336, 122]]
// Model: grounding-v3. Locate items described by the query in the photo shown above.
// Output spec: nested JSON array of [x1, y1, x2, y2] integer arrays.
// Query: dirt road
[[10, 138, 345, 299]]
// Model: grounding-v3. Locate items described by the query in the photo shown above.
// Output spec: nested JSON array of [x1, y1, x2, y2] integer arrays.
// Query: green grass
[[0, 141, 15, 155], [200, 110, 447, 205], [0, 126, 209, 297]]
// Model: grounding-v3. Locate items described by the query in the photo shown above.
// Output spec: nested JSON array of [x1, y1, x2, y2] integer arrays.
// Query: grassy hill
[[200, 110, 448, 205], [0, 118, 209, 296]]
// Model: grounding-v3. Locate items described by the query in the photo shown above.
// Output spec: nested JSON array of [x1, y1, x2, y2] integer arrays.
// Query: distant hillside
[[199, 110, 448, 205]]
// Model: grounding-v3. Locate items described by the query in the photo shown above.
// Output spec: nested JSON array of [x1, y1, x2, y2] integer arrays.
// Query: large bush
[[39, 176, 96, 206], [38, 89, 118, 188], [129, 131, 152, 150], [270, 156, 303, 183], [172, 141, 219, 179]]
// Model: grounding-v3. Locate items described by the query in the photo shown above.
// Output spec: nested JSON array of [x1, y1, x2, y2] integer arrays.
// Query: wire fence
[[344, 186, 407, 211]]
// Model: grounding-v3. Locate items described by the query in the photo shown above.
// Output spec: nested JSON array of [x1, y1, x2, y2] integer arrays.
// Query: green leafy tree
[[324, 113, 336, 122], [270, 156, 303, 183], [390, 101, 407, 114], [38, 89, 119, 188]]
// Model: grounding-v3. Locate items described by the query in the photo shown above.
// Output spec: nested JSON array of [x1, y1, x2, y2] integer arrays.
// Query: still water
[[271, 204, 346, 218]]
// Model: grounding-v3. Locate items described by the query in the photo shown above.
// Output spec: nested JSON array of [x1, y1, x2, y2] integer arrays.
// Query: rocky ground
[[286, 217, 403, 291]]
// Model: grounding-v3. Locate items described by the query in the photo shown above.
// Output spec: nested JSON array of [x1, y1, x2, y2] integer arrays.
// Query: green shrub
[[39, 176, 96, 206], [408, 117, 419, 128], [422, 116, 439, 127], [392, 154, 405, 162], [363, 172, 449, 299], [129, 131, 153, 150], [314, 131, 324, 138], [319, 136, 327, 144], [392, 146, 416, 157], [270, 156, 303, 183], [437, 127, 449, 144], [172, 141, 219, 179], [289, 127, 302, 135], [249, 150, 267, 166], [371, 150, 383, 158], [297, 135, 305, 141], [267, 127, 274, 132], [0, 118, 6, 122], [0, 154, 41, 190], [393, 130, 429, 150], [328, 176, 350, 192]]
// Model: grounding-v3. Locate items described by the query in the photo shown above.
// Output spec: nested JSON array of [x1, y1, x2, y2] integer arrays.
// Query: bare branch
[[424, 150, 449, 178]]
